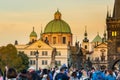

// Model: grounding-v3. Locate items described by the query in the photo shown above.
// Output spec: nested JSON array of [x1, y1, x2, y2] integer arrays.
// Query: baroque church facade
[[15, 10, 72, 69]]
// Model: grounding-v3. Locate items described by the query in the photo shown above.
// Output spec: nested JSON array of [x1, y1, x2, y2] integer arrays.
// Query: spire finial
[[54, 8, 61, 20], [84, 25, 87, 37], [85, 25, 87, 33], [85, 26, 87, 32], [41, 24, 42, 33], [97, 32, 99, 35], [57, 8, 59, 11], [76, 36, 77, 42], [33, 26, 34, 32], [107, 6, 109, 18], [40, 25, 43, 40]]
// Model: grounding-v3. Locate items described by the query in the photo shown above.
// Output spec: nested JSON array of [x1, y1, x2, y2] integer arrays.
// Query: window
[[29, 60, 36, 65], [42, 51, 44, 56], [85, 45, 87, 49], [30, 51, 36, 56], [42, 51, 48, 56], [53, 37, 56, 44], [45, 51, 47, 56], [63, 37, 66, 44], [56, 51, 61, 56], [42, 60, 48, 65], [32, 39, 35, 43], [56, 61, 61, 65], [112, 31, 117, 37]]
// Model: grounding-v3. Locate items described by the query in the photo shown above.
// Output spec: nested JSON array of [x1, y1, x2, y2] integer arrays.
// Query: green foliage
[[18, 51, 29, 71], [0, 44, 29, 72]]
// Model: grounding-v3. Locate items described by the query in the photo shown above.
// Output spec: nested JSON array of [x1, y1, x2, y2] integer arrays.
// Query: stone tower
[[106, 0, 120, 69], [82, 26, 89, 51]]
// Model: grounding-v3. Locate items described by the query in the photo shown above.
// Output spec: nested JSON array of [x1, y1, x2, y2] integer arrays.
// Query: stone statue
[[101, 53, 105, 61], [50, 48, 57, 68]]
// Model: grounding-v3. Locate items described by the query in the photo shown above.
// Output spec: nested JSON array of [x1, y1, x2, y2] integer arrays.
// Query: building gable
[[25, 40, 53, 50]]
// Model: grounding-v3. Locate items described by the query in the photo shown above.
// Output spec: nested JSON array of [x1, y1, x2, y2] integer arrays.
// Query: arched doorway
[[112, 59, 120, 70]]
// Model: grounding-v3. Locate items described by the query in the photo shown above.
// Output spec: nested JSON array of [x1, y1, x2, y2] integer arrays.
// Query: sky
[[0, 0, 114, 46]]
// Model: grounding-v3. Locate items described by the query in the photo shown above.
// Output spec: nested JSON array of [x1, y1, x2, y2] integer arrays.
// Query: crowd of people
[[0, 66, 120, 80]]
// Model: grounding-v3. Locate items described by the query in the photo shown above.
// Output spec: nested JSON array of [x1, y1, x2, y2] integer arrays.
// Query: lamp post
[[35, 50, 39, 70]]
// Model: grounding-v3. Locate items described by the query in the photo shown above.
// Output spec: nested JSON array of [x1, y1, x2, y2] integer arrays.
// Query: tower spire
[[83, 26, 89, 42], [107, 6, 109, 18], [102, 26, 107, 42], [113, 0, 120, 19], [40, 24, 43, 40], [76, 36, 77, 42], [85, 26, 87, 36]]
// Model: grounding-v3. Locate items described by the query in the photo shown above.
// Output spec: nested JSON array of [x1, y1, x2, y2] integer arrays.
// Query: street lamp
[[35, 50, 39, 70]]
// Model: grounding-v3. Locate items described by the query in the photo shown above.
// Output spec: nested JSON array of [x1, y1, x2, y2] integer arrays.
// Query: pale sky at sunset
[[0, 0, 114, 46]]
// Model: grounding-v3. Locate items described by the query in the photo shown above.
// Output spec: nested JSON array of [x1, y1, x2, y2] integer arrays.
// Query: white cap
[[28, 66, 35, 70]]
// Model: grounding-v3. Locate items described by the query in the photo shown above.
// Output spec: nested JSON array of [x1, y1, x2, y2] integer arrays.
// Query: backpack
[[96, 71, 104, 80], [55, 73, 69, 80], [55, 73, 63, 80]]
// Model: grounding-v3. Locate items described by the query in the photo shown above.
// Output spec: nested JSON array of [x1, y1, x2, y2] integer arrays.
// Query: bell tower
[[106, 0, 120, 69], [82, 26, 89, 51]]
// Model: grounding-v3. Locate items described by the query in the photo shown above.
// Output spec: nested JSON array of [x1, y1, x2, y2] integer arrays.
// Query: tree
[[0, 44, 29, 72], [18, 51, 29, 71]]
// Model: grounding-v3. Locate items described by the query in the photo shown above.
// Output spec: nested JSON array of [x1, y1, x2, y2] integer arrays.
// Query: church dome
[[30, 27, 37, 37], [44, 10, 71, 33]]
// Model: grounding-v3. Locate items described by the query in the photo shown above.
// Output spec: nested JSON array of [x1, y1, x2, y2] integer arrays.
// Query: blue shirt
[[105, 75, 116, 80]]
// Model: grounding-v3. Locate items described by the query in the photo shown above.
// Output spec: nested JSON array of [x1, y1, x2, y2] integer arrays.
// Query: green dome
[[44, 20, 71, 33], [44, 10, 71, 33], [30, 27, 37, 37]]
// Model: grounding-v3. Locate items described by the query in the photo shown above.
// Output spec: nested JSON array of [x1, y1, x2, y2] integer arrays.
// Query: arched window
[[53, 37, 56, 44], [63, 37, 66, 44], [85, 45, 87, 49]]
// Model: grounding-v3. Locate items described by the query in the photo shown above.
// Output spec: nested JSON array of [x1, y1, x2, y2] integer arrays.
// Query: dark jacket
[[55, 73, 69, 80]]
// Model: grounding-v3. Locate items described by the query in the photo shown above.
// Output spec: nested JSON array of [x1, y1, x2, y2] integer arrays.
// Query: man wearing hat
[[28, 66, 40, 80]]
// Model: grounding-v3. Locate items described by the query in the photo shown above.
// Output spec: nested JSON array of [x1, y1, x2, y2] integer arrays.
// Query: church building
[[15, 10, 72, 69]]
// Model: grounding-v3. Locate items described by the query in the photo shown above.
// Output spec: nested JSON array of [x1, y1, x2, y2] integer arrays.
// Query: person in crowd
[[70, 71, 79, 80], [7, 68, 17, 80], [40, 68, 50, 80], [0, 72, 3, 80], [27, 66, 40, 80], [88, 67, 95, 79], [3, 66, 8, 80], [53, 68, 59, 80], [116, 71, 120, 80], [105, 70, 116, 80], [104, 70, 109, 79], [92, 67, 105, 80], [48, 69, 53, 80], [55, 67, 69, 80], [0, 68, 3, 80], [80, 69, 89, 80], [18, 69, 29, 80]]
